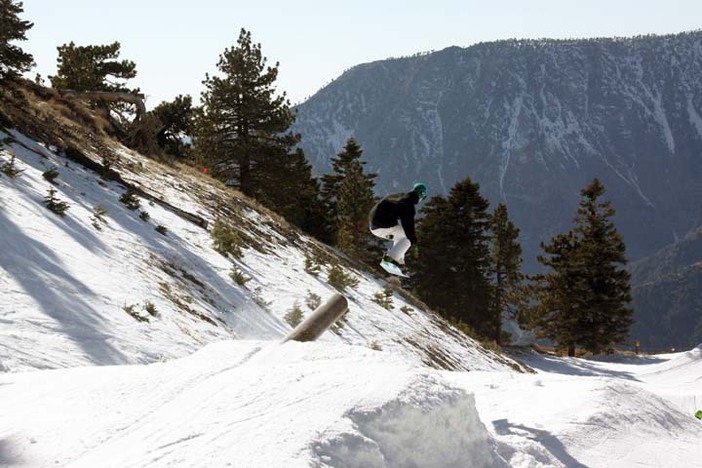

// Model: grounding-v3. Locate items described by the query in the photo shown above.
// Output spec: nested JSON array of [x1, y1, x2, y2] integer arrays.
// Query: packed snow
[[1, 127, 701, 467], [1, 341, 701, 467]]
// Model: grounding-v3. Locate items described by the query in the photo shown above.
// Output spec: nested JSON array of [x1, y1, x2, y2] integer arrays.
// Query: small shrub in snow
[[212, 219, 244, 258], [139, 210, 150, 222], [155, 224, 168, 235], [101, 154, 116, 178], [143, 300, 159, 318], [400, 306, 413, 315], [119, 188, 141, 210], [305, 291, 321, 311], [230, 267, 251, 287], [123, 303, 148, 322], [0, 154, 23, 178], [327, 264, 358, 291], [284, 301, 304, 328], [42, 168, 60, 184], [252, 287, 271, 310], [372, 286, 394, 310], [90, 205, 108, 230], [304, 252, 321, 276], [43, 187, 70, 216]]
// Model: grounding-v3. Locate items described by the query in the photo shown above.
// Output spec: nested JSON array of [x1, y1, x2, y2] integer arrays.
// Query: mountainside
[[629, 223, 702, 350], [292, 31, 702, 272], [0, 81, 523, 374]]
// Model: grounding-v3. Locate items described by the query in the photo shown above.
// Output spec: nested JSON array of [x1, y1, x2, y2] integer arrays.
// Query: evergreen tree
[[531, 179, 633, 355], [49, 41, 137, 92], [194, 28, 298, 197], [320, 138, 377, 244], [251, 146, 325, 234], [150, 95, 193, 158], [336, 159, 376, 260], [414, 177, 493, 338], [532, 231, 583, 356], [571, 178, 633, 354], [0, 0, 34, 81], [489, 202, 525, 345]]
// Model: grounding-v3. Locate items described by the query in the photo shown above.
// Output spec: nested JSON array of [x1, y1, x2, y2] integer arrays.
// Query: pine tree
[[414, 177, 493, 337], [194, 28, 298, 197], [150, 95, 193, 158], [572, 178, 633, 354], [336, 160, 376, 260], [320, 138, 377, 244], [49, 41, 137, 92], [532, 231, 583, 356], [0, 0, 34, 81], [531, 179, 633, 356], [489, 203, 524, 345], [251, 146, 325, 234]]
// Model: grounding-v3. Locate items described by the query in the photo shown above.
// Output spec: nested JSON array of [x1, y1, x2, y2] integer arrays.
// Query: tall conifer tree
[[532, 232, 583, 356], [336, 160, 376, 260], [572, 178, 633, 353], [414, 177, 493, 337], [489, 203, 524, 345], [320, 138, 377, 245], [195, 28, 297, 197], [0, 0, 34, 81], [532, 178, 632, 355]]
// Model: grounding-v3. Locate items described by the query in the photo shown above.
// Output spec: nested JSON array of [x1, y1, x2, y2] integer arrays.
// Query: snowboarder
[[369, 182, 427, 276]]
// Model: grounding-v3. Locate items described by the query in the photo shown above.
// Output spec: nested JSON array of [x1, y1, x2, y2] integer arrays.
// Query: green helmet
[[695, 410, 702, 420], [413, 182, 427, 201]]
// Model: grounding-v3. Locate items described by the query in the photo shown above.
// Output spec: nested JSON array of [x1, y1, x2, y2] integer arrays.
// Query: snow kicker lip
[[310, 374, 506, 468]]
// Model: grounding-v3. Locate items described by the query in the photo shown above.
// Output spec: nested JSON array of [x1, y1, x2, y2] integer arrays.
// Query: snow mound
[[563, 382, 701, 466], [311, 375, 505, 468], [641, 342, 702, 380], [0, 340, 504, 467]]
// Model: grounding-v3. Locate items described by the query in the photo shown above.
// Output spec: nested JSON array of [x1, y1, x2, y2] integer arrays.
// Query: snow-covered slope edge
[[0, 89, 524, 374], [0, 340, 507, 468]]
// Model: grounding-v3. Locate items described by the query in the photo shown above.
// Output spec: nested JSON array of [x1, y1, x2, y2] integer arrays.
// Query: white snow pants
[[370, 224, 411, 265]]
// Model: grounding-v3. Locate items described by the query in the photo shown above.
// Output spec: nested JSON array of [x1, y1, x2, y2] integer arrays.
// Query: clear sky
[[19, 0, 702, 109]]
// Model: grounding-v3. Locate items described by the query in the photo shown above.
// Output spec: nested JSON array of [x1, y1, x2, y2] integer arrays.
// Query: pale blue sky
[[20, 1, 701, 108]]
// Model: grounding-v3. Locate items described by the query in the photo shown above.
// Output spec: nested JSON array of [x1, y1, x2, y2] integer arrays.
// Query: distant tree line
[[1, 0, 634, 355]]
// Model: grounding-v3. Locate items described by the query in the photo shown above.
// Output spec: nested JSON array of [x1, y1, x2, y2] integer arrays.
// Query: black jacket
[[368, 191, 420, 244]]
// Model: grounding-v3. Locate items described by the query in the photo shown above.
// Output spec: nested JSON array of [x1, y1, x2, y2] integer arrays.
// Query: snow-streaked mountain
[[292, 31, 702, 273], [1, 85, 701, 467]]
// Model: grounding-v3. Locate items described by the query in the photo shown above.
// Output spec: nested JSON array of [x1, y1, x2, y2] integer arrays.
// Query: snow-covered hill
[[0, 125, 517, 374]]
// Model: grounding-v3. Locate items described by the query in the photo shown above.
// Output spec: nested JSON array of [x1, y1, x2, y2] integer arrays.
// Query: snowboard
[[380, 260, 409, 278]]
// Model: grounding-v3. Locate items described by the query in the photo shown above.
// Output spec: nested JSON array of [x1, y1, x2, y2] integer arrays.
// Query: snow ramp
[[0, 340, 505, 467]]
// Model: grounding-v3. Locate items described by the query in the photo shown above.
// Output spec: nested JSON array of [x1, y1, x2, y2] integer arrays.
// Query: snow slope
[[0, 126, 516, 374], [1, 341, 701, 467]]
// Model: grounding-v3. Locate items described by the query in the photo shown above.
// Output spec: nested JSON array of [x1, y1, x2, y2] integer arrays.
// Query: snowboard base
[[380, 260, 409, 278]]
